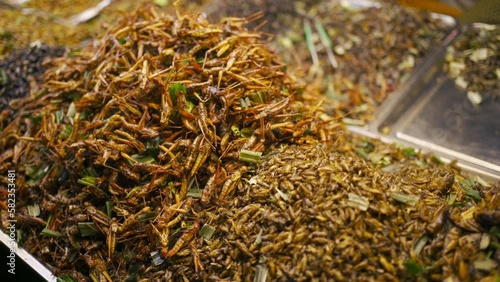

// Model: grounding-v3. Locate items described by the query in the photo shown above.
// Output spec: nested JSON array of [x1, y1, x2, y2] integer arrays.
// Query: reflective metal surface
[[369, 25, 500, 180]]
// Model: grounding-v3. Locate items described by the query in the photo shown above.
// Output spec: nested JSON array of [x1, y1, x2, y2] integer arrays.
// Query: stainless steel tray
[[0, 232, 56, 281], [368, 25, 500, 180]]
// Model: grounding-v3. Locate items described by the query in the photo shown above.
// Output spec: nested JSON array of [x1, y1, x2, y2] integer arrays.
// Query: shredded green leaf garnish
[[347, 193, 369, 211], [239, 149, 262, 163], [77, 176, 96, 186], [40, 228, 62, 238], [459, 179, 482, 200], [27, 204, 41, 217], [199, 224, 216, 240], [391, 193, 420, 206], [130, 154, 156, 164], [412, 234, 428, 255], [106, 201, 113, 218], [78, 222, 98, 237], [59, 124, 73, 140], [403, 259, 424, 276], [402, 147, 416, 157], [57, 274, 78, 282], [474, 259, 496, 271], [187, 189, 203, 199], [169, 83, 187, 100]]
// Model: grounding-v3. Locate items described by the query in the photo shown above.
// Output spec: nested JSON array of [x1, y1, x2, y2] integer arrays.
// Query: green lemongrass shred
[[391, 193, 420, 206], [275, 187, 290, 202], [53, 110, 64, 124], [474, 259, 496, 271], [188, 177, 197, 190], [199, 224, 216, 240], [446, 193, 457, 206], [347, 193, 369, 211], [27, 204, 41, 217], [240, 98, 249, 109], [459, 178, 475, 189], [252, 91, 267, 104], [231, 124, 241, 136], [40, 228, 62, 238], [60, 124, 73, 140], [413, 234, 428, 255], [137, 212, 157, 223], [57, 274, 77, 282], [0, 69, 7, 83], [490, 242, 500, 251], [169, 83, 186, 100], [78, 222, 98, 237], [130, 154, 156, 164], [475, 175, 491, 187], [355, 148, 369, 159], [314, 19, 332, 48], [381, 164, 399, 173], [187, 189, 203, 199], [106, 201, 113, 218], [26, 164, 49, 181], [303, 20, 319, 66], [459, 179, 482, 200], [489, 226, 500, 238], [186, 100, 195, 112], [16, 230, 22, 244], [402, 147, 417, 157], [77, 176, 96, 186], [240, 128, 253, 138], [253, 264, 268, 282], [255, 229, 263, 244], [69, 250, 78, 262], [126, 186, 141, 199], [239, 149, 262, 163], [319, 113, 332, 121], [66, 102, 76, 124], [431, 155, 443, 164], [45, 213, 54, 228], [124, 251, 137, 262], [342, 117, 365, 126], [403, 259, 424, 276], [314, 19, 338, 68], [367, 152, 384, 163], [480, 234, 491, 250], [461, 206, 476, 220]]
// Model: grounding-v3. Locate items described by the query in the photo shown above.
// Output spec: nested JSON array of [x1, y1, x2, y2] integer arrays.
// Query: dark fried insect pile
[[0, 43, 65, 128]]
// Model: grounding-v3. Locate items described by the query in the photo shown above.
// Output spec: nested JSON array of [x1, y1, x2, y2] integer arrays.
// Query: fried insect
[[107, 218, 119, 259], [219, 166, 248, 201], [196, 101, 216, 144], [161, 222, 200, 259]]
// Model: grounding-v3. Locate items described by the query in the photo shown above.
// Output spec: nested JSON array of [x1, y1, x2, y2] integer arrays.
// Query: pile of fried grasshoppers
[[0, 4, 340, 281]]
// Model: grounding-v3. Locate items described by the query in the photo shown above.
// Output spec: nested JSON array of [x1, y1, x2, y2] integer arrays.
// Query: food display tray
[[368, 25, 500, 180]]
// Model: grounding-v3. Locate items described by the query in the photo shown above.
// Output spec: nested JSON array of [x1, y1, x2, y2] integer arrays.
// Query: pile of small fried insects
[[205, 143, 498, 281]]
